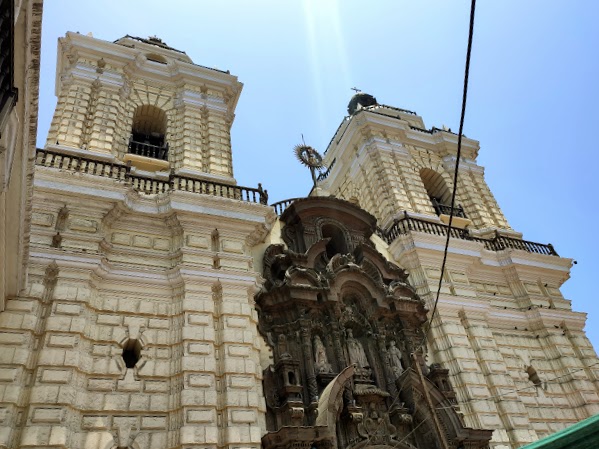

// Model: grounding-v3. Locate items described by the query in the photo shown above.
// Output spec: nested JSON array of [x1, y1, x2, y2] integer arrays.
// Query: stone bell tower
[[316, 93, 599, 448], [46, 33, 239, 180], [0, 32, 273, 449]]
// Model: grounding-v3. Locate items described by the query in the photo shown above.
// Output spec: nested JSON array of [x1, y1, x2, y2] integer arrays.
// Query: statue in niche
[[278, 334, 292, 360], [388, 340, 403, 378], [418, 350, 430, 376], [346, 329, 369, 369], [313, 335, 333, 373]]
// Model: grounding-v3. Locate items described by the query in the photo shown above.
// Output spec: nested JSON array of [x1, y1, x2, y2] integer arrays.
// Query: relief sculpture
[[314, 335, 333, 374]]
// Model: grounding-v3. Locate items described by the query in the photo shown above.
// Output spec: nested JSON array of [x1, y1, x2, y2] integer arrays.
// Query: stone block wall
[[0, 163, 272, 449], [389, 231, 599, 448], [321, 109, 511, 231], [45, 33, 241, 180]]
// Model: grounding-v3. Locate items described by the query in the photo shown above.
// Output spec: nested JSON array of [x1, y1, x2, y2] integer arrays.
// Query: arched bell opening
[[420, 168, 465, 218], [321, 223, 349, 259], [128, 104, 168, 161]]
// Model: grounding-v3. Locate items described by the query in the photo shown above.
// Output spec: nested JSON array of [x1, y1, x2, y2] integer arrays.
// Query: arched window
[[321, 223, 348, 259], [146, 53, 167, 64], [420, 168, 465, 218], [129, 105, 168, 160]]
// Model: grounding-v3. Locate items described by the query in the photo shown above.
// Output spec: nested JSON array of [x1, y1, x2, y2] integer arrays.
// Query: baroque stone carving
[[314, 335, 333, 374], [388, 340, 404, 378], [346, 328, 369, 370], [257, 197, 492, 449]]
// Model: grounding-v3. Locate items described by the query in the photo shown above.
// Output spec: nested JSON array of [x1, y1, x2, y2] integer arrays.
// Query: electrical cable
[[419, 0, 477, 351], [390, 361, 599, 448], [346, 1, 592, 446], [439, 360, 599, 408], [364, 3, 479, 445]]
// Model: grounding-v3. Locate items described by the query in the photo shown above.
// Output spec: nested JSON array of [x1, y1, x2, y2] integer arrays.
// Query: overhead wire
[[440, 360, 599, 409], [342, 1, 594, 446], [363, 4, 479, 445], [389, 361, 599, 448], [418, 0, 477, 351]]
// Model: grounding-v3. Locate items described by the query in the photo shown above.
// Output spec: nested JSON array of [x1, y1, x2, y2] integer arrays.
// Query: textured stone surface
[[3, 26, 599, 449], [319, 104, 599, 448], [0, 31, 272, 449]]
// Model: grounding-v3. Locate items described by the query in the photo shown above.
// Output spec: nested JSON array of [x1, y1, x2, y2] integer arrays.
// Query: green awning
[[519, 414, 599, 449]]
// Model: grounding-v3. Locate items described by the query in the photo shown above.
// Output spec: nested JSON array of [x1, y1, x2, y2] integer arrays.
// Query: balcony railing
[[430, 197, 467, 218], [128, 139, 168, 161], [316, 158, 336, 182], [268, 197, 557, 257], [378, 214, 558, 256], [35, 148, 268, 204], [271, 198, 303, 216]]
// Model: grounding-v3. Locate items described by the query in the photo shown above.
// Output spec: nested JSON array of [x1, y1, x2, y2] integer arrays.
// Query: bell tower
[[319, 93, 510, 234], [0, 32, 273, 449], [47, 33, 241, 180], [316, 94, 599, 448]]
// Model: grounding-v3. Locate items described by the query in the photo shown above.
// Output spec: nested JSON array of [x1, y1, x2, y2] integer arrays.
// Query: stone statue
[[278, 334, 291, 360], [313, 335, 333, 373], [388, 340, 403, 377], [346, 329, 369, 368]]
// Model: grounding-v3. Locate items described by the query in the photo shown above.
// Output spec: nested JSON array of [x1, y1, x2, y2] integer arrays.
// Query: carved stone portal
[[257, 197, 492, 449]]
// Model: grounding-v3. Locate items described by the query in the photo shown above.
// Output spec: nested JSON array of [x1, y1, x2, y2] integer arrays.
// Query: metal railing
[[430, 197, 467, 218], [379, 214, 558, 256], [266, 195, 557, 257], [36, 149, 128, 180], [128, 140, 168, 161], [174, 175, 267, 203], [317, 158, 336, 182], [35, 148, 268, 204]]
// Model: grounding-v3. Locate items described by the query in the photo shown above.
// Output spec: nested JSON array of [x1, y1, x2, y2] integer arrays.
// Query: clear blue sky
[[37, 1, 599, 350]]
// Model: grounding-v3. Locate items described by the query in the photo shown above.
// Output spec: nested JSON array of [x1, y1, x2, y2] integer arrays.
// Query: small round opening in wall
[[122, 339, 142, 368]]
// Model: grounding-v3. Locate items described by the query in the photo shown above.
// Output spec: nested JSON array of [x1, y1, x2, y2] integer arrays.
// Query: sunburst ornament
[[294, 144, 324, 169], [294, 144, 325, 187]]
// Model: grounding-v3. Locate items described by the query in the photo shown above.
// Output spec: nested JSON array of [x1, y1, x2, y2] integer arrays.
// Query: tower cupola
[[347, 92, 377, 115]]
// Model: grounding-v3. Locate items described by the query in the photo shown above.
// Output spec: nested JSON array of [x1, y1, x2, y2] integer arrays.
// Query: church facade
[[0, 30, 597, 449]]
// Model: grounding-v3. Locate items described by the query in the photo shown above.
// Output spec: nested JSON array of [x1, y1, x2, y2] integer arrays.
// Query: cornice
[[33, 169, 273, 230], [29, 250, 103, 270], [69, 62, 125, 89], [388, 229, 572, 281], [178, 267, 259, 286], [176, 89, 229, 114], [442, 155, 484, 174], [56, 32, 243, 114], [438, 295, 587, 331]]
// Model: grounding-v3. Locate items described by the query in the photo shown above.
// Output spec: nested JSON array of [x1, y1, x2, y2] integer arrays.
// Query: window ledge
[[439, 214, 471, 229], [124, 153, 169, 172]]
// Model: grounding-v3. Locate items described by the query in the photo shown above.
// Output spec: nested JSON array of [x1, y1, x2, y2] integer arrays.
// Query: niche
[[420, 168, 452, 206], [211, 229, 220, 252], [129, 105, 168, 161], [321, 223, 348, 259], [56, 205, 69, 231], [122, 339, 142, 368]]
